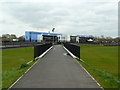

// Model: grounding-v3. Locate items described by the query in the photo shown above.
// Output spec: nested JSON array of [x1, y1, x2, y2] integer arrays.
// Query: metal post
[[30, 32, 31, 42], [53, 35, 54, 45]]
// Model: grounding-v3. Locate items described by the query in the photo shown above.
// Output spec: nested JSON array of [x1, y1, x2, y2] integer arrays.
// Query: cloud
[[0, 0, 118, 37]]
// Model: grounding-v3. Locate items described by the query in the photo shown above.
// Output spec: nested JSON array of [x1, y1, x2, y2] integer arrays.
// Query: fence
[[63, 43, 80, 59], [2, 42, 42, 46], [34, 43, 52, 58], [1, 42, 43, 49]]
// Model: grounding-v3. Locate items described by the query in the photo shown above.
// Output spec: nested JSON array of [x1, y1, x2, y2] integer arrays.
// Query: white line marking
[[63, 46, 104, 90], [8, 46, 53, 89], [76, 59, 104, 90], [80, 59, 85, 62], [39, 46, 53, 58], [63, 46, 79, 59], [27, 60, 33, 64]]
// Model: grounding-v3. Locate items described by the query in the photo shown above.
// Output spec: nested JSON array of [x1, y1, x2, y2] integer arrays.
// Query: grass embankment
[[77, 46, 119, 88], [2, 47, 34, 89]]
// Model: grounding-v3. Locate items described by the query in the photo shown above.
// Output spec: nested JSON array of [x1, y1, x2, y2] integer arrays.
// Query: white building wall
[[66, 35, 70, 42], [76, 36, 79, 43], [37, 35, 43, 42], [57, 35, 70, 42]]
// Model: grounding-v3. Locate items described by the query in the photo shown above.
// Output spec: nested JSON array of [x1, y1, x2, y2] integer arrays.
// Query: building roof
[[25, 31, 62, 36], [77, 35, 93, 37]]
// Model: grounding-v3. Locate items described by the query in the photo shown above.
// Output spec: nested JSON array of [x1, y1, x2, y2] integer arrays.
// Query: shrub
[[20, 63, 29, 69]]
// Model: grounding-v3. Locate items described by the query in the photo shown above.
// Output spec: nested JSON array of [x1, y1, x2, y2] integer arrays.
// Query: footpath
[[10, 45, 101, 88]]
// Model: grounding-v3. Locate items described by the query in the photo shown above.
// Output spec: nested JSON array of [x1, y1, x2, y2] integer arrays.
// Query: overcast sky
[[0, 0, 118, 37]]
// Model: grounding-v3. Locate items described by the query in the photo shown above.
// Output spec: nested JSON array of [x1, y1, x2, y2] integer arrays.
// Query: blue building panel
[[25, 31, 62, 42], [25, 32, 30, 41], [31, 33, 37, 41]]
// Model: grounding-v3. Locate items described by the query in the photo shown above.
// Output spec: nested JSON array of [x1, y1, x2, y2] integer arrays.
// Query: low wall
[[63, 43, 80, 59], [34, 43, 52, 58]]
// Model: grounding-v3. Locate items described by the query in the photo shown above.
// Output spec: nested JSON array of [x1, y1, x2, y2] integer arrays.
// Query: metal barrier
[[2, 42, 42, 47], [34, 43, 52, 58], [63, 43, 80, 59]]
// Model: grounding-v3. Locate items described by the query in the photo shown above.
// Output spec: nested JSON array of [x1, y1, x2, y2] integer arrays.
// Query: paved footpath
[[11, 45, 101, 88]]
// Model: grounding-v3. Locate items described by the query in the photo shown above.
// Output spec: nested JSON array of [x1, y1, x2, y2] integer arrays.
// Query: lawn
[[2, 47, 34, 89], [77, 45, 119, 88]]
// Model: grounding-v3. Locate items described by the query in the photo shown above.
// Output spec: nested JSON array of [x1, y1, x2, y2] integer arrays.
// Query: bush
[[20, 63, 29, 69]]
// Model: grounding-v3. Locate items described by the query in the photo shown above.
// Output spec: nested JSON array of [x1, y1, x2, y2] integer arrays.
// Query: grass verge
[[2, 47, 35, 89], [76, 58, 119, 88], [76, 45, 119, 88]]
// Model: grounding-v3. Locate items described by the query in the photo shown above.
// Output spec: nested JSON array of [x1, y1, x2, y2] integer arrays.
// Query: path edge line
[[8, 46, 53, 89], [63, 46, 78, 59], [63, 46, 104, 90]]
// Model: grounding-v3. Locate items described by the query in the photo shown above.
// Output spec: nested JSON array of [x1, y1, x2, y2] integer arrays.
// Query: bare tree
[[2, 34, 18, 42], [10, 34, 17, 39], [18, 35, 25, 41], [2, 34, 11, 42]]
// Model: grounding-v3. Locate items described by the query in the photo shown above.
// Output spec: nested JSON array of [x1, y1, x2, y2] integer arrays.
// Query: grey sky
[[0, 0, 118, 37]]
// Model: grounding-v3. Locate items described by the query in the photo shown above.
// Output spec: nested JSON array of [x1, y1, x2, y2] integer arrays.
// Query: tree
[[2, 34, 11, 41], [2, 34, 17, 42], [114, 37, 120, 43], [101, 35, 104, 39], [18, 35, 25, 41], [2, 34, 10, 38], [10, 34, 17, 39]]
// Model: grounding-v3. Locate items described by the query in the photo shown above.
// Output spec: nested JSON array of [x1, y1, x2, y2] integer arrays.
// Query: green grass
[[2, 47, 34, 89], [77, 45, 119, 88]]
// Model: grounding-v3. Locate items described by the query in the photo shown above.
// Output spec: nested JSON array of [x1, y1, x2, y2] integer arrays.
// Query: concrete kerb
[[27, 46, 53, 64], [63, 46, 104, 90], [8, 46, 53, 90], [63, 46, 79, 59]]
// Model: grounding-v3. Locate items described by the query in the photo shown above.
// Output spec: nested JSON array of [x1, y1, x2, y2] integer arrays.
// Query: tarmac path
[[11, 45, 101, 88]]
